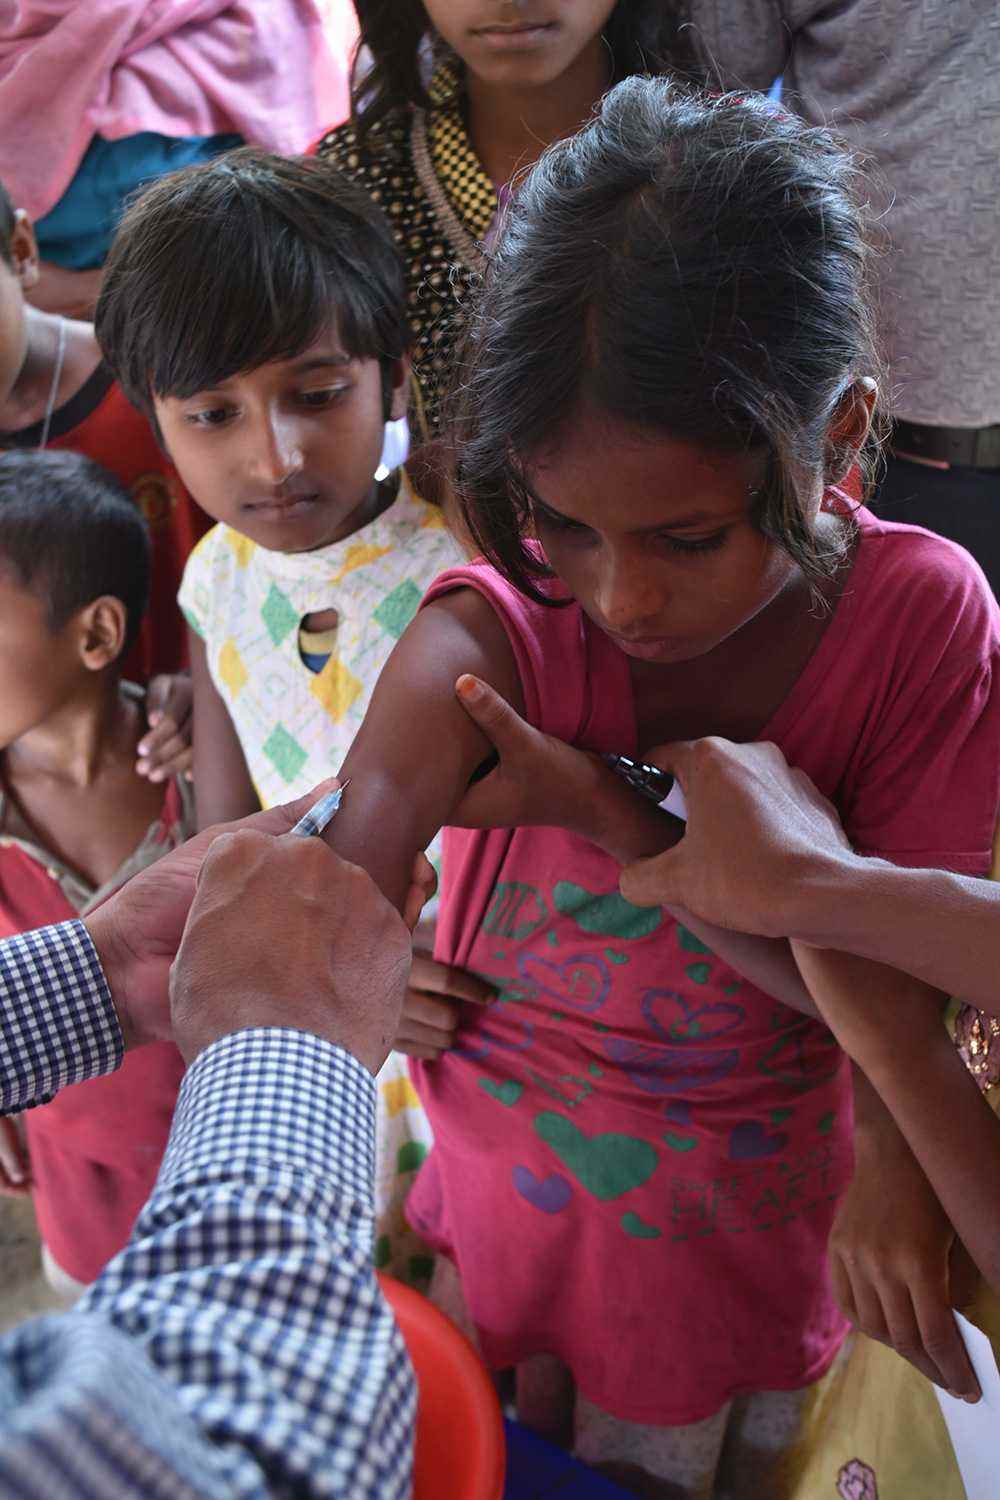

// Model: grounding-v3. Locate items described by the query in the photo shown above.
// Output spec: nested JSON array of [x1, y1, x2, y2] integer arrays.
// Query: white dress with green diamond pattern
[[178, 473, 465, 1283]]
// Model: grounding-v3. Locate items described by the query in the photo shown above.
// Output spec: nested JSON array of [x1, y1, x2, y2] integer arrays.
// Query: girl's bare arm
[[321, 590, 523, 911]]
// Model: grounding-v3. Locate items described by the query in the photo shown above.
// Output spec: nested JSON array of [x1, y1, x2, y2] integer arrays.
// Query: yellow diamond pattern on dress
[[333, 540, 393, 584], [217, 638, 248, 698], [419, 501, 445, 529], [225, 529, 256, 568], [382, 1075, 421, 1118], [310, 654, 363, 722]]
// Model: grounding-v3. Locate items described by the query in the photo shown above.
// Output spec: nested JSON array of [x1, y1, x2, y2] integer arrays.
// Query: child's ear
[[77, 596, 128, 672], [10, 211, 39, 293], [824, 378, 878, 483], [387, 356, 411, 422]]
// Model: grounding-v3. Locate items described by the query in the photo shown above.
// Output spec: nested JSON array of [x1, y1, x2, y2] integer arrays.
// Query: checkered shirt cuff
[[162, 1027, 377, 1209], [0, 921, 123, 1114]]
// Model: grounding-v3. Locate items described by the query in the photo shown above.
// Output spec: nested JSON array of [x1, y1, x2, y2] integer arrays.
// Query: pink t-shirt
[[407, 504, 1000, 1424]]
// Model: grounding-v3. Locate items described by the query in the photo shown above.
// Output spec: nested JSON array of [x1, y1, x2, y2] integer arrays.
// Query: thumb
[[618, 847, 682, 910], [455, 674, 530, 754]]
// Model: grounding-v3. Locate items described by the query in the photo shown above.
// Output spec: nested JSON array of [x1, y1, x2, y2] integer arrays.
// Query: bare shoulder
[[382, 586, 525, 718]]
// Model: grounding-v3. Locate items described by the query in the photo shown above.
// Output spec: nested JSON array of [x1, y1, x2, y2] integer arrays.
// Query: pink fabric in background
[[0, 0, 358, 219]]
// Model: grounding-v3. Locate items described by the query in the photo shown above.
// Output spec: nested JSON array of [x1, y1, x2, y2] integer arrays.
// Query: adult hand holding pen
[[618, 737, 853, 939], [83, 780, 437, 1054], [170, 826, 414, 1073]]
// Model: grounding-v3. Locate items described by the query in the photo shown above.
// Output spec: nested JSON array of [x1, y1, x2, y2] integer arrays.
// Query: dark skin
[[0, 579, 167, 1197], [404, 0, 616, 488], [326, 396, 981, 1427], [163, 338, 495, 1051], [0, 209, 192, 780]]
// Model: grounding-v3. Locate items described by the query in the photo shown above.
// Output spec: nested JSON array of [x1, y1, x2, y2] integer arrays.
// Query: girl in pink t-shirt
[[328, 82, 1000, 1496]]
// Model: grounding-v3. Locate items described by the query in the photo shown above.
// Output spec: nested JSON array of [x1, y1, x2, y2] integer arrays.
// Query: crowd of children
[[0, 4, 998, 1498]]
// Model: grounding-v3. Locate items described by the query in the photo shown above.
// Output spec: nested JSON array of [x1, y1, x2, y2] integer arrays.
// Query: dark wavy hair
[[351, 1, 696, 136], [451, 78, 886, 604]]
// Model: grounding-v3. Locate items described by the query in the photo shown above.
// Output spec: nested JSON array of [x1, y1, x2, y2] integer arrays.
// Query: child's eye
[[185, 407, 232, 429], [299, 386, 349, 409], [660, 530, 729, 556], [532, 503, 590, 535]]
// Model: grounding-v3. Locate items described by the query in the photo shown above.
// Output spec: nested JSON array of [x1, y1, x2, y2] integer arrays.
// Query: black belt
[[892, 419, 1000, 470]]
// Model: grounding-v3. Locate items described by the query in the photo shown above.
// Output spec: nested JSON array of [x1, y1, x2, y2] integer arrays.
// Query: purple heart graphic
[[517, 952, 610, 1014], [642, 988, 744, 1044], [603, 1037, 739, 1095], [729, 1120, 788, 1161], [454, 1009, 535, 1060], [512, 1165, 573, 1214]]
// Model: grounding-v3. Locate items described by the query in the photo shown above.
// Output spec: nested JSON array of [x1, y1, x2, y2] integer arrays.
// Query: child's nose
[[252, 415, 305, 487], [594, 554, 665, 636]]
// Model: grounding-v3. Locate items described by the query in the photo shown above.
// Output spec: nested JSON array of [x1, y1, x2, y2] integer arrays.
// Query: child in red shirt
[[0, 177, 209, 780], [0, 450, 193, 1291]]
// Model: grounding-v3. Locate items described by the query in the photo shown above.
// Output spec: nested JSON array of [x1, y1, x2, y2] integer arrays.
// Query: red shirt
[[409, 499, 1000, 1423], [2, 363, 210, 679], [0, 774, 192, 1282]]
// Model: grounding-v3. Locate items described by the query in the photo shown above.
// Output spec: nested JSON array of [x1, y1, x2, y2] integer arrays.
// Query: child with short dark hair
[[95, 147, 479, 1281], [0, 177, 209, 781], [0, 449, 193, 1293]]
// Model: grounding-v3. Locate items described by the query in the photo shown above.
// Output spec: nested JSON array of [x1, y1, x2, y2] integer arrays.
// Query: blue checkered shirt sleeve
[[0, 921, 122, 1114], [0, 1029, 416, 1497]]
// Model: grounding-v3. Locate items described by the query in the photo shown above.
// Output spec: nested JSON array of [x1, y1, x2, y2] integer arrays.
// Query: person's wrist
[[82, 906, 145, 1050], [582, 764, 681, 865], [780, 844, 875, 947]]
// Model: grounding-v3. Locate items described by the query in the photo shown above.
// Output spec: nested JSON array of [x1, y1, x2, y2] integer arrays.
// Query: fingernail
[[456, 674, 483, 702], [149, 769, 163, 783], [137, 740, 150, 755], [147, 713, 162, 728]]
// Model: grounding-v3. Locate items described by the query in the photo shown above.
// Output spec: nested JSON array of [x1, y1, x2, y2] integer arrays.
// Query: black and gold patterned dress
[[315, 70, 497, 440]]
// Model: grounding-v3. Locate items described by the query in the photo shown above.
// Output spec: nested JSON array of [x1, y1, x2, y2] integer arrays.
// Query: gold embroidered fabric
[[316, 67, 496, 438], [955, 1003, 1000, 1092]]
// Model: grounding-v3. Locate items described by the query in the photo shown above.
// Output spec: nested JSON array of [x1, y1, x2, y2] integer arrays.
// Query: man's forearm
[[791, 857, 1000, 1012]]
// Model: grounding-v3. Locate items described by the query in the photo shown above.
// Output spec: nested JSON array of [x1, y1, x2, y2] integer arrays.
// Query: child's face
[[154, 330, 408, 554], [423, 0, 617, 88], [0, 572, 79, 747], [527, 415, 810, 667]]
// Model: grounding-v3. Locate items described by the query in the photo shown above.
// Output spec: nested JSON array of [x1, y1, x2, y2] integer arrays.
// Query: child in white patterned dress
[[94, 147, 487, 1282]]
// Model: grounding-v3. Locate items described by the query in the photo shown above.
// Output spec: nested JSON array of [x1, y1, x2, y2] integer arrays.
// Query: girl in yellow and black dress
[[315, 1, 689, 446]]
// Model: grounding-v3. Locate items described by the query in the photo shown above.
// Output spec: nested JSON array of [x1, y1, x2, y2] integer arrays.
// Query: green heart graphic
[[818, 1110, 835, 1135], [553, 881, 662, 939], [685, 961, 712, 985], [621, 1211, 662, 1240], [479, 1078, 524, 1107], [663, 1131, 698, 1153], [677, 925, 711, 955], [534, 1112, 658, 1200]]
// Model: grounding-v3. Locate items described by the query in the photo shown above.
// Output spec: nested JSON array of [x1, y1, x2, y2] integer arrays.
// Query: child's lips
[[244, 491, 320, 522]]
